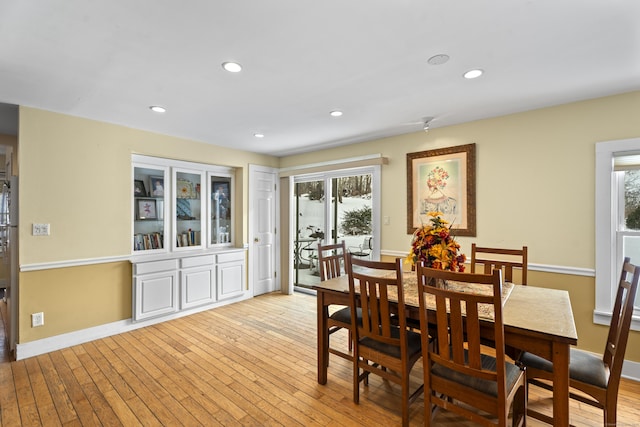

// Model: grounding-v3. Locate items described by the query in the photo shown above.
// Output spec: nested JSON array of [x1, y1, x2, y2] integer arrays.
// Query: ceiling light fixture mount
[[427, 54, 450, 66], [423, 116, 434, 132]]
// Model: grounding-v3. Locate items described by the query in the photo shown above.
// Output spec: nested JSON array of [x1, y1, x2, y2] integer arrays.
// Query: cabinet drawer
[[181, 255, 215, 268], [216, 251, 244, 263], [134, 259, 179, 275]]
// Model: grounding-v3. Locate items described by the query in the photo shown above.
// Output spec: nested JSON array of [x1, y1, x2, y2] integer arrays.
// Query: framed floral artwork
[[137, 199, 157, 220], [176, 179, 193, 199], [407, 143, 476, 236]]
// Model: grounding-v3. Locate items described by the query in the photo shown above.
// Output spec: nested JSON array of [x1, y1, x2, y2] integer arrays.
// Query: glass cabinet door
[[133, 165, 168, 252], [174, 169, 204, 250], [210, 175, 232, 245]]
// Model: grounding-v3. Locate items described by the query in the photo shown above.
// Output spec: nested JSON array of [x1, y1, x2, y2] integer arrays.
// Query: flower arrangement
[[426, 166, 449, 191], [406, 211, 466, 271]]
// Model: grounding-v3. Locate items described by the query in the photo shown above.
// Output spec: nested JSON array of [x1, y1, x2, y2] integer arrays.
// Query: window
[[595, 138, 640, 330]]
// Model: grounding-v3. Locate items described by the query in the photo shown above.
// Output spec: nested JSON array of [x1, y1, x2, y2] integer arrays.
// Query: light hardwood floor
[[1, 292, 640, 426]]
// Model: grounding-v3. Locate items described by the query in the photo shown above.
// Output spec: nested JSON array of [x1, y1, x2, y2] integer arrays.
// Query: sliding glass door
[[292, 167, 379, 289]]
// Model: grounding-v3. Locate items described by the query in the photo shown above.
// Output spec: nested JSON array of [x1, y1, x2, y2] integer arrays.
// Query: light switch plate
[[33, 223, 50, 236]]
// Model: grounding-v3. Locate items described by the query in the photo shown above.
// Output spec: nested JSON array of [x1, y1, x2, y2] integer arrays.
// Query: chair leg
[[512, 383, 527, 427], [353, 358, 360, 404], [401, 373, 410, 427], [604, 400, 616, 427]]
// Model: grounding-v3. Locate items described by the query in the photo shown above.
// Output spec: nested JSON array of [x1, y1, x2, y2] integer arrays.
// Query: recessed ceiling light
[[222, 62, 242, 73], [330, 110, 343, 117], [463, 69, 484, 79], [254, 133, 264, 138], [149, 106, 166, 113]]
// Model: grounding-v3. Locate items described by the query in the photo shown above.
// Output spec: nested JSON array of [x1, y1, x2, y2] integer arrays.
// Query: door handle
[[254, 237, 259, 243]]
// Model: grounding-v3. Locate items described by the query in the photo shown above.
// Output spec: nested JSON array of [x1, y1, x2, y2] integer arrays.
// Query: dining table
[[313, 271, 578, 427]]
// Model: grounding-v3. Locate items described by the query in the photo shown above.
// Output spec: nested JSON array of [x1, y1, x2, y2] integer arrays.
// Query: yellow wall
[[283, 91, 640, 362], [20, 262, 131, 342], [15, 92, 640, 364], [17, 107, 279, 342]]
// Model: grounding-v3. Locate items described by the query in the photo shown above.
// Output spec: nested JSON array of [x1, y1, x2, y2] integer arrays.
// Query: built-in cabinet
[[131, 155, 245, 322]]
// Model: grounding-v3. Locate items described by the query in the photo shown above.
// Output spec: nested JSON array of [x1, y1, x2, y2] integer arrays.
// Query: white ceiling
[[1, 0, 639, 156]]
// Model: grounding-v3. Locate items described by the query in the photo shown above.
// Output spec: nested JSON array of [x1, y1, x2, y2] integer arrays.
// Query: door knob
[[254, 237, 259, 243]]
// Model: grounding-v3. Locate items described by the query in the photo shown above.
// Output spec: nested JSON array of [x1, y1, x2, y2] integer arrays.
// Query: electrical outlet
[[33, 223, 50, 236], [31, 312, 44, 327]]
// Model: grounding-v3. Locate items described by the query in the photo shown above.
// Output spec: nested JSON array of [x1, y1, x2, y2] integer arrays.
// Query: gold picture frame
[[407, 143, 476, 236]]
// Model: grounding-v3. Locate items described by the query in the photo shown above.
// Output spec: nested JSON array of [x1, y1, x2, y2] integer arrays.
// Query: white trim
[[278, 153, 383, 173], [21, 248, 246, 272], [594, 310, 640, 331], [21, 254, 132, 272], [132, 154, 233, 174], [623, 359, 640, 382], [15, 293, 251, 360], [525, 263, 594, 277]]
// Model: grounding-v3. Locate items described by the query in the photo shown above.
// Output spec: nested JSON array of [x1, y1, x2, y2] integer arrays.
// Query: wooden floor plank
[[36, 353, 79, 425], [1, 292, 640, 426], [0, 359, 21, 426]]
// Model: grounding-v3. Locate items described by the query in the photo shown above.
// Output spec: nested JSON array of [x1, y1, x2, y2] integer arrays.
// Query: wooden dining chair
[[345, 254, 424, 427], [519, 256, 640, 426], [416, 266, 527, 427], [471, 243, 528, 285], [317, 240, 357, 363]]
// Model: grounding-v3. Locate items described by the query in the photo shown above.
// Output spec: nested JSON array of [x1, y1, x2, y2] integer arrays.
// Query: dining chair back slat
[[471, 244, 528, 285], [317, 240, 347, 281]]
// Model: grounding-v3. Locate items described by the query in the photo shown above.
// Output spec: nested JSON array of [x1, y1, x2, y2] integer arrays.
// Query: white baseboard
[[15, 294, 251, 360], [622, 359, 640, 382]]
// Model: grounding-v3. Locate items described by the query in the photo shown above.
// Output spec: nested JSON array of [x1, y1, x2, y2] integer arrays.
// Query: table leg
[[552, 341, 570, 427], [317, 290, 329, 384]]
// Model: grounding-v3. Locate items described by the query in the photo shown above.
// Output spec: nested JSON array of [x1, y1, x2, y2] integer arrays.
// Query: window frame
[[595, 137, 640, 330]]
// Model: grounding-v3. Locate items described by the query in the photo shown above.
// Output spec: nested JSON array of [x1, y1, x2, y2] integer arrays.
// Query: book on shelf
[[134, 232, 164, 251], [176, 230, 200, 247]]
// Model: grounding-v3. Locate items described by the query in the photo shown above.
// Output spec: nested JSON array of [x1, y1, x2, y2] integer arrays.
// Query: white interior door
[[249, 165, 279, 295]]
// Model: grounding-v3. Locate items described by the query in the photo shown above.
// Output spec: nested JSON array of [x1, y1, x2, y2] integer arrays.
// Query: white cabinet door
[[181, 265, 216, 309], [134, 271, 178, 320], [217, 257, 245, 301]]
